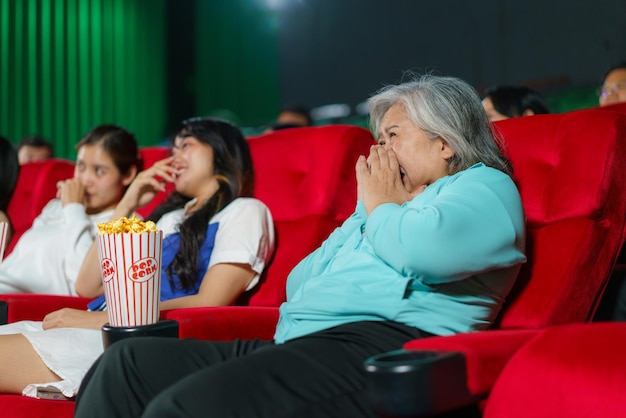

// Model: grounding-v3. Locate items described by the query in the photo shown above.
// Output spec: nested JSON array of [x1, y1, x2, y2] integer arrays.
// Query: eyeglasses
[[598, 82, 626, 99]]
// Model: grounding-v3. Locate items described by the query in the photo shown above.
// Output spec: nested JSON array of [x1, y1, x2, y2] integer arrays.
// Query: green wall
[[0, 0, 283, 159], [195, 0, 280, 128], [0, 0, 168, 159]]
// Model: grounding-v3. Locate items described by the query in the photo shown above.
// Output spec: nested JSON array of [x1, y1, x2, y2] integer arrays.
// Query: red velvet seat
[[6, 159, 75, 256], [0, 125, 375, 417], [482, 322, 626, 418], [135, 146, 173, 218]]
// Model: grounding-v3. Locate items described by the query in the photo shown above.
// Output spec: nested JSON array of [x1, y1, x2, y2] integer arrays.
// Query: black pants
[[75, 321, 430, 418]]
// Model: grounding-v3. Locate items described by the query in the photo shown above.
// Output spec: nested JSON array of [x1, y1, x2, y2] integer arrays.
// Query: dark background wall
[[275, 0, 626, 110], [2, 0, 625, 158]]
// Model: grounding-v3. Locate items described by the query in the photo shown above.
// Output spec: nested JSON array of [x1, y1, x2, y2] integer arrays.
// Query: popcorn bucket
[[96, 230, 163, 327], [0, 222, 8, 263]]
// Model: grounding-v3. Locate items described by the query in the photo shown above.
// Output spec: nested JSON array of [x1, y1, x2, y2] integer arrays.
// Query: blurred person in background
[[598, 61, 626, 107], [482, 85, 550, 122], [264, 104, 312, 133], [16, 136, 54, 165]]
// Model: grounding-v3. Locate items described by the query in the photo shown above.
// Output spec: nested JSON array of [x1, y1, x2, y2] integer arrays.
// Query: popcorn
[[96, 215, 163, 328], [97, 215, 157, 234]]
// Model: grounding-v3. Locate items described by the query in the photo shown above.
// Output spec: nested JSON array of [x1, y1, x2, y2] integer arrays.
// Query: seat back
[[243, 125, 375, 306], [6, 159, 75, 255], [590, 101, 626, 114], [492, 110, 626, 329], [135, 146, 173, 218]]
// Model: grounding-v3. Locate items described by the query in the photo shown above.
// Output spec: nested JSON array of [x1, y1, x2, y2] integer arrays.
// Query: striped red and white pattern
[[0, 222, 8, 262], [96, 230, 163, 327]]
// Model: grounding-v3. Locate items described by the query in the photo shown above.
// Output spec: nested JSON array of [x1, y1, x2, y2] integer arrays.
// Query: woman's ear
[[440, 138, 455, 160], [122, 165, 138, 186]]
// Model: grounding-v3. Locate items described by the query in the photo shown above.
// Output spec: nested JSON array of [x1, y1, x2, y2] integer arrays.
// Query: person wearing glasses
[[599, 61, 626, 107]]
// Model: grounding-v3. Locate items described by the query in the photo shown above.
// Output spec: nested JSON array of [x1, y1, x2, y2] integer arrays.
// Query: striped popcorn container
[[0, 222, 8, 263], [96, 230, 163, 327]]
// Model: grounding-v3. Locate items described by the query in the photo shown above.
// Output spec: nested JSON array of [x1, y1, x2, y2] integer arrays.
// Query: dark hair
[[76, 125, 141, 176], [483, 85, 550, 118], [147, 117, 254, 291], [279, 104, 312, 126], [601, 61, 626, 82], [0, 136, 19, 212], [17, 135, 54, 157]]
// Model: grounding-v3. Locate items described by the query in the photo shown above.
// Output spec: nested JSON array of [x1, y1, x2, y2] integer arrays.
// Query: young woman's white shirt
[[0, 200, 112, 295]]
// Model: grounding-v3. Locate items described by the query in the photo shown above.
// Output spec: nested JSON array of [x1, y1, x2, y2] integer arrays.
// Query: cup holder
[[364, 349, 474, 417], [101, 319, 179, 349]]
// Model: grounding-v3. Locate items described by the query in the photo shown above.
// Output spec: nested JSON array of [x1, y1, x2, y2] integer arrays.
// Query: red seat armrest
[[0, 294, 92, 324], [403, 329, 539, 398], [161, 306, 279, 341]]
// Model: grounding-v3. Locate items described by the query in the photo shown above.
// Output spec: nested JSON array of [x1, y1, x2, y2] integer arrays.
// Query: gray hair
[[368, 74, 511, 175]]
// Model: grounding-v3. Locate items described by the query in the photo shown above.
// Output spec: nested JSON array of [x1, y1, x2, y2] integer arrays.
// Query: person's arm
[[41, 309, 108, 330], [74, 243, 102, 297], [61, 203, 100, 294], [42, 263, 255, 330], [0, 210, 12, 245], [160, 263, 255, 309], [366, 171, 525, 283]]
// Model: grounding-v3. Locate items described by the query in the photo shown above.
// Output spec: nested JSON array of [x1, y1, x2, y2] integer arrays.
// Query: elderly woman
[[75, 75, 526, 418]]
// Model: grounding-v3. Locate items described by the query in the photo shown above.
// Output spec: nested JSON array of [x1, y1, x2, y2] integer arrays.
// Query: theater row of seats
[[2, 102, 626, 417]]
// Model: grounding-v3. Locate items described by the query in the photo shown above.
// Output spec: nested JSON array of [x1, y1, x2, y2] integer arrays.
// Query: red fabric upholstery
[[492, 110, 626, 329], [0, 294, 91, 323], [6, 159, 75, 255], [483, 323, 626, 418], [403, 329, 538, 397], [241, 125, 375, 306], [134, 146, 173, 218], [1, 395, 74, 417], [162, 306, 279, 341], [590, 101, 626, 114]]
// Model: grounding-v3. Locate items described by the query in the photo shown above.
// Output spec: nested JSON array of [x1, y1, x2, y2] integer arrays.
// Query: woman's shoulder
[[212, 197, 272, 222], [451, 163, 515, 187]]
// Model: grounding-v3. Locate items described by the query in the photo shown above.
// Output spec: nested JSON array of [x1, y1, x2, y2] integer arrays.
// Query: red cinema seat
[[6, 159, 75, 256]]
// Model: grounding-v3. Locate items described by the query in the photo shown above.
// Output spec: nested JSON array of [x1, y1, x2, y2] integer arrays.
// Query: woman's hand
[[116, 157, 178, 215], [42, 308, 109, 330], [57, 178, 86, 207], [356, 145, 421, 214]]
